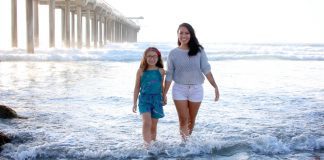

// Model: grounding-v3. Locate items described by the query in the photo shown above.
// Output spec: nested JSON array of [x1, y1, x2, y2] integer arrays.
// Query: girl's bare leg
[[151, 118, 159, 141], [142, 113, 152, 146]]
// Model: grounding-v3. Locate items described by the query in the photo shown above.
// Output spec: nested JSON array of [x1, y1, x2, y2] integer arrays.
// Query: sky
[[107, 0, 324, 44], [0, 0, 324, 49]]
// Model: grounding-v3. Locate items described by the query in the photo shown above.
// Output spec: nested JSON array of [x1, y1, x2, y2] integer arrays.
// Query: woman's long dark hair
[[177, 23, 204, 56]]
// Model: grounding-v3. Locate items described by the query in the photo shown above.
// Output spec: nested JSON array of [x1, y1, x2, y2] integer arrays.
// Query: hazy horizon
[[1, 0, 324, 49]]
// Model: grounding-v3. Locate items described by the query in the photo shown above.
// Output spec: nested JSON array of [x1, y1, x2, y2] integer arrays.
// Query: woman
[[163, 23, 220, 141]]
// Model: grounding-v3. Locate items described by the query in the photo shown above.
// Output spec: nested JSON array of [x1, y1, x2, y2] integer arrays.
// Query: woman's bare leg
[[174, 100, 190, 140], [188, 101, 201, 135]]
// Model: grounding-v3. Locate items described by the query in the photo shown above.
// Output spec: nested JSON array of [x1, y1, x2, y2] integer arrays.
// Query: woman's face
[[178, 26, 190, 45]]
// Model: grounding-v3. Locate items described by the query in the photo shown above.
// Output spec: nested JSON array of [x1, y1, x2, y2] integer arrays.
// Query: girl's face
[[178, 26, 190, 45], [146, 51, 159, 66]]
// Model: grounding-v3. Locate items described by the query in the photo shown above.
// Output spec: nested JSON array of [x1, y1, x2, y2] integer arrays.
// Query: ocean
[[0, 42, 323, 159]]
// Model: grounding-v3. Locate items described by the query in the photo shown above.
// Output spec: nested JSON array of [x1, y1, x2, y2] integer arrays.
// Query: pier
[[10, 0, 140, 53]]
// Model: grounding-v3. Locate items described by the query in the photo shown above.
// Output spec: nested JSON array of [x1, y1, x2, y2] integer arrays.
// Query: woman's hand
[[205, 72, 220, 101], [215, 88, 220, 101]]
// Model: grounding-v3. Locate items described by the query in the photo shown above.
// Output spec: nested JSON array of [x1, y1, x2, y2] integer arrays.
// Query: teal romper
[[138, 69, 164, 119]]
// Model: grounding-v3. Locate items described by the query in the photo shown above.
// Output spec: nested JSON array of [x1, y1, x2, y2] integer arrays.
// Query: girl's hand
[[163, 95, 167, 106], [132, 105, 137, 113], [215, 88, 220, 101]]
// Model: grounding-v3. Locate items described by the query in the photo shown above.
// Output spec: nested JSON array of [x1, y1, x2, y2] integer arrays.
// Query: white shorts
[[172, 83, 204, 102]]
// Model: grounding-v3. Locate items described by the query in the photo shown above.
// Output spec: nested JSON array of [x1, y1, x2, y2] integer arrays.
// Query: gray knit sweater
[[165, 47, 211, 85]]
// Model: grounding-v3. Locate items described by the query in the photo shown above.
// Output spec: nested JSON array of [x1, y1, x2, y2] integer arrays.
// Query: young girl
[[133, 47, 165, 147]]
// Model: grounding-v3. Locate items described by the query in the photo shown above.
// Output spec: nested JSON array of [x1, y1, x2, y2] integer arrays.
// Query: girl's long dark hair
[[177, 23, 204, 56]]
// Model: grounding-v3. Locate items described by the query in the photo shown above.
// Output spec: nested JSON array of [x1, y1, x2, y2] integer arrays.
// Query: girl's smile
[[146, 51, 159, 66]]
